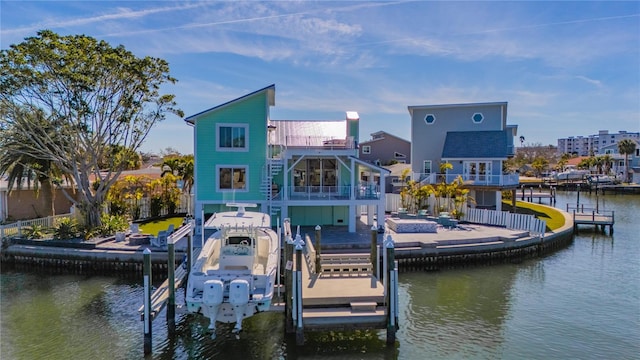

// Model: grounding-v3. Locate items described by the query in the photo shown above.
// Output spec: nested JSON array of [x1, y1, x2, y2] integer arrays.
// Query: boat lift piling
[[143, 249, 152, 355]]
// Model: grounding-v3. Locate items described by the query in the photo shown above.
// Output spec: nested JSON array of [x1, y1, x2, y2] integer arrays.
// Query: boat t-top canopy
[[204, 203, 271, 229]]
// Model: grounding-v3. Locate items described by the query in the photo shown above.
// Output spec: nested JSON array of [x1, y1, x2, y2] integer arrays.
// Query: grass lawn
[[502, 201, 566, 232], [138, 216, 184, 236]]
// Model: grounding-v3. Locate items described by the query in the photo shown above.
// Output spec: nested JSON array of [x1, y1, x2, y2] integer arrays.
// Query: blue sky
[[2, 1, 639, 155]]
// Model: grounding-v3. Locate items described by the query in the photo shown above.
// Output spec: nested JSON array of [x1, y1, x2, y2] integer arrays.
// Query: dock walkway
[[567, 205, 614, 233]]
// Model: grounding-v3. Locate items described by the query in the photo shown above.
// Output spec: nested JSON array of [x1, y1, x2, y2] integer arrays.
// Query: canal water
[[1, 192, 639, 359]]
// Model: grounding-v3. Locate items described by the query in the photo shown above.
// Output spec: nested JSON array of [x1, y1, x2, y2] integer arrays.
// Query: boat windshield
[[227, 236, 252, 246]]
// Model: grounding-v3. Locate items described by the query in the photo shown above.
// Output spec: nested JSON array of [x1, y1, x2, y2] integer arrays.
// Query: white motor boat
[[552, 169, 590, 181], [185, 203, 279, 334]]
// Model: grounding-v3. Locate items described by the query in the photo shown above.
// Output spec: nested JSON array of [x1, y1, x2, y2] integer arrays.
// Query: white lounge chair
[[151, 230, 168, 248]]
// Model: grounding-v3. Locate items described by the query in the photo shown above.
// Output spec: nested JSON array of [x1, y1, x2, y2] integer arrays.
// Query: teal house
[[185, 84, 389, 232]]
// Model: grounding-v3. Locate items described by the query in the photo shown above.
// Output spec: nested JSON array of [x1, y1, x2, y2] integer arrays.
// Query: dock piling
[[314, 225, 321, 273], [384, 235, 397, 345], [143, 248, 152, 355], [167, 241, 175, 333], [294, 233, 305, 345], [370, 225, 378, 276]]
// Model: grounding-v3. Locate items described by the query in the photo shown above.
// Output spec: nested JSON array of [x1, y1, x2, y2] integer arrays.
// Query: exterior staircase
[[260, 157, 284, 216]]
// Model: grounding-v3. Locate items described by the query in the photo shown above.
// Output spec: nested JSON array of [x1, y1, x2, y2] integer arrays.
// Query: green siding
[[195, 93, 268, 202]]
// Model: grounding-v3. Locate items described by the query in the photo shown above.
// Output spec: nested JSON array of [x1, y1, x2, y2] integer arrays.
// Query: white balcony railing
[[282, 136, 355, 149], [277, 184, 381, 201]]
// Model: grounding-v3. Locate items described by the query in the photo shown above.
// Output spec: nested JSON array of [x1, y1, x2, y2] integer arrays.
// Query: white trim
[[472, 112, 484, 124], [216, 165, 249, 192], [362, 145, 371, 154], [216, 123, 249, 152]]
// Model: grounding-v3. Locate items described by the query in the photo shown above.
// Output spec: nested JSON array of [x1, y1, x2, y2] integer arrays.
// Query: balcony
[[271, 184, 382, 201], [278, 135, 355, 150], [414, 173, 520, 187]]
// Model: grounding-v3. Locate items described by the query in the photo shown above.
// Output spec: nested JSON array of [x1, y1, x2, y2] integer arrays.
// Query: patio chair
[[129, 223, 140, 234], [151, 230, 168, 248]]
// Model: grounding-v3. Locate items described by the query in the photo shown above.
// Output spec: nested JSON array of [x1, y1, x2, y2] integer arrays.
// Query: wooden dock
[[567, 205, 614, 234], [520, 186, 556, 204], [284, 222, 399, 345]]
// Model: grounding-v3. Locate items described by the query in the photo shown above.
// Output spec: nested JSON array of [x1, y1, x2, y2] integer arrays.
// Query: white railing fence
[[108, 194, 194, 220], [1, 213, 73, 239], [384, 194, 546, 237], [462, 207, 547, 238]]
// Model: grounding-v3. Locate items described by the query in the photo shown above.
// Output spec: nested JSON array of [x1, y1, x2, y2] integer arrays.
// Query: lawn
[[138, 216, 185, 236], [502, 201, 566, 232]]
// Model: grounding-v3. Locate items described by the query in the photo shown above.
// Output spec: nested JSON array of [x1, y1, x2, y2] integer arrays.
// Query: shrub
[[24, 224, 47, 239], [54, 218, 79, 240], [99, 214, 129, 236]]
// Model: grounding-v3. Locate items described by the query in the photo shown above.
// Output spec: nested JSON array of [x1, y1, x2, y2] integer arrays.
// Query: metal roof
[[269, 120, 347, 146]]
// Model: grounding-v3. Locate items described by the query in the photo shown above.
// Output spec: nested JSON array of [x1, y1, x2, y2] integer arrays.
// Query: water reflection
[[398, 263, 520, 358]]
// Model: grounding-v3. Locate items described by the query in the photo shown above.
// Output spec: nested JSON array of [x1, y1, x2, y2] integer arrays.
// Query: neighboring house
[[407, 102, 519, 210], [358, 131, 411, 165], [383, 163, 412, 194], [599, 140, 640, 182], [184, 84, 389, 233], [0, 179, 77, 222]]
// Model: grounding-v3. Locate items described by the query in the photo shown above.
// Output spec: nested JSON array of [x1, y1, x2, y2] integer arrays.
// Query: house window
[[423, 160, 432, 175], [362, 145, 371, 154], [472, 113, 484, 123], [424, 114, 436, 124], [217, 124, 248, 151], [217, 166, 248, 191], [394, 152, 406, 158]]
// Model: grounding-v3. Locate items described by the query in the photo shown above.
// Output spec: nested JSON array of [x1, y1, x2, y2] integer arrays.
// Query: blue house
[[185, 84, 389, 232], [407, 102, 519, 210]]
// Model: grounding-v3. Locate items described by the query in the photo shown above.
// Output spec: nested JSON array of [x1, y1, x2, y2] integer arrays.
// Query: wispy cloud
[[575, 76, 603, 88], [2, 2, 208, 35]]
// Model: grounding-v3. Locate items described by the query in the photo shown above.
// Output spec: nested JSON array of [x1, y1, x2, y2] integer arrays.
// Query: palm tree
[[161, 155, 194, 194], [618, 139, 637, 182], [593, 156, 604, 175], [600, 154, 614, 175], [0, 108, 68, 217]]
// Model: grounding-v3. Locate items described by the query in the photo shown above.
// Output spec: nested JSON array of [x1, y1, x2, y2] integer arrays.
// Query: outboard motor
[[229, 279, 250, 333], [202, 279, 224, 331]]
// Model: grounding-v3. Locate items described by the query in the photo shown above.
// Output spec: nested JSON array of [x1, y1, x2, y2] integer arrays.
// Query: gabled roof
[[349, 156, 391, 174], [442, 130, 509, 158], [360, 131, 410, 145], [184, 84, 275, 124]]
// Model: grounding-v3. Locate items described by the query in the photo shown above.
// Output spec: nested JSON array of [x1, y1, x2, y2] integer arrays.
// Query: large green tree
[[0, 30, 183, 227], [617, 139, 637, 183]]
